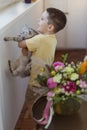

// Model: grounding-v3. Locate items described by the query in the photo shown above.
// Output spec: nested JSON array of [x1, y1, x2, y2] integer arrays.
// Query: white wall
[[67, 0, 87, 48], [0, 1, 43, 130], [0, 66, 4, 130]]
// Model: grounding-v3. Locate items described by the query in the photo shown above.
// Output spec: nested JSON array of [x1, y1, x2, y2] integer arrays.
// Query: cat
[[4, 25, 38, 77]]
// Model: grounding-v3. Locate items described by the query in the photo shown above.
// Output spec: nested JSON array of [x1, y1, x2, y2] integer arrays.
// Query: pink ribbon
[[33, 100, 52, 125]]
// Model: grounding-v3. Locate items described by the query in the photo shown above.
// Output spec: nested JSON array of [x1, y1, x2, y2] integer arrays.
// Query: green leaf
[[82, 71, 87, 82], [35, 74, 47, 86], [53, 96, 62, 104], [61, 53, 68, 63]]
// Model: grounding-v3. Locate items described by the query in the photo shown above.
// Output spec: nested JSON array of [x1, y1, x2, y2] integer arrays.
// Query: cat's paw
[[8, 60, 19, 76], [8, 60, 14, 74]]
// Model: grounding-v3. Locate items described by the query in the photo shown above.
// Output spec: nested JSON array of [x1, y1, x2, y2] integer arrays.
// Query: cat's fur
[[4, 25, 38, 77]]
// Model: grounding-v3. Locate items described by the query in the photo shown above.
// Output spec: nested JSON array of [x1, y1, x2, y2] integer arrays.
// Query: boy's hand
[[22, 48, 28, 56], [18, 40, 26, 48]]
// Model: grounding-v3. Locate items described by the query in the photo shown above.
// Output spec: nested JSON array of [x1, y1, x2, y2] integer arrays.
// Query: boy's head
[[37, 7, 67, 34]]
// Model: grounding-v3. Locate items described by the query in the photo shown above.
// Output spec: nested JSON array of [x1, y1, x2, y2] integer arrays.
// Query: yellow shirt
[[26, 34, 57, 87]]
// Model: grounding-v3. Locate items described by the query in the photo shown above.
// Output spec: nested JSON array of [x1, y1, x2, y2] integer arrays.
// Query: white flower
[[53, 74, 62, 83], [63, 66, 74, 74], [65, 91, 70, 96], [76, 80, 80, 85], [70, 73, 79, 81]]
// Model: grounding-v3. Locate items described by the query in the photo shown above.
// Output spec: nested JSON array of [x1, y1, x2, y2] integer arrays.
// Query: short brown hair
[[47, 8, 67, 33]]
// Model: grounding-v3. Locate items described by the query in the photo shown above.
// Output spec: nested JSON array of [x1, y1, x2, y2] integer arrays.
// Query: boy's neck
[[38, 31, 55, 35]]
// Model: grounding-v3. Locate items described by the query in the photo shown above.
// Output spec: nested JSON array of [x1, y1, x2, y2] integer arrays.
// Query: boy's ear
[[48, 24, 54, 32]]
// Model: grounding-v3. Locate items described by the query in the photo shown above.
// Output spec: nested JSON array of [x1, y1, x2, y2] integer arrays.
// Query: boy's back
[[26, 33, 57, 87]]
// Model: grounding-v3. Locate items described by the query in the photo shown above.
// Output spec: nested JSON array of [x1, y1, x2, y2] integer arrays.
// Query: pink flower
[[47, 78, 57, 89], [47, 91, 54, 97], [62, 81, 76, 93], [53, 61, 65, 71], [79, 80, 87, 88]]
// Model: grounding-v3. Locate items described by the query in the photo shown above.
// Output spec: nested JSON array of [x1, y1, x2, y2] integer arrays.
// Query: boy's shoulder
[[33, 34, 56, 42], [37, 33, 55, 38]]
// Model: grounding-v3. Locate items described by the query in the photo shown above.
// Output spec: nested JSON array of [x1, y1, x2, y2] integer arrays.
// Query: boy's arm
[[18, 40, 27, 48], [22, 48, 28, 56]]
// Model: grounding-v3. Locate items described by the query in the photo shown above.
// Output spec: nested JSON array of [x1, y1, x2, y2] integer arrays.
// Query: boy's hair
[[47, 8, 67, 33]]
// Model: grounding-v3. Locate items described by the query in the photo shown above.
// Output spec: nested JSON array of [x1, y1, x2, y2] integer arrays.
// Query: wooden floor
[[14, 49, 86, 130], [14, 102, 35, 130]]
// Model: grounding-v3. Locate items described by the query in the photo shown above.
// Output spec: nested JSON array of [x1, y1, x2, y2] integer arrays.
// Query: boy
[[18, 7, 67, 130]]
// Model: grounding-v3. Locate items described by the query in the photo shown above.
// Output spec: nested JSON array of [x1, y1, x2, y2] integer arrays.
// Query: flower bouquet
[[33, 54, 87, 129]]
